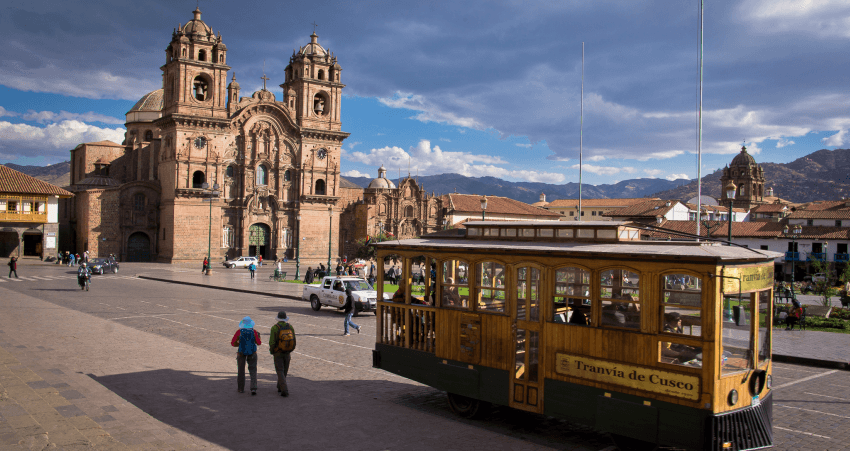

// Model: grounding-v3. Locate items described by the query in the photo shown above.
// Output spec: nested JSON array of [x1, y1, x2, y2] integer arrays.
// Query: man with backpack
[[248, 261, 257, 279], [269, 311, 296, 397], [231, 316, 262, 395]]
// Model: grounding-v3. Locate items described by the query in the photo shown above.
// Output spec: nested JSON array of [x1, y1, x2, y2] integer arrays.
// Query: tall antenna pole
[[578, 42, 584, 222], [695, 0, 704, 238]]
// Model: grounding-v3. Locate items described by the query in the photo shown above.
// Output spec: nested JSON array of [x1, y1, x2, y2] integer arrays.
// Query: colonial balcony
[[784, 252, 801, 262], [807, 252, 827, 262], [0, 211, 48, 223], [835, 253, 849, 263]]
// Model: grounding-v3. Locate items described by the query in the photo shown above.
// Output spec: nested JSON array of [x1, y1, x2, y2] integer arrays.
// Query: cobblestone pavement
[[1, 261, 849, 450]]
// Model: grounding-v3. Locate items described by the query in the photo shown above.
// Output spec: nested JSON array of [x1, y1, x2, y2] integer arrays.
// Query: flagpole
[[695, 0, 704, 238], [578, 42, 584, 222]]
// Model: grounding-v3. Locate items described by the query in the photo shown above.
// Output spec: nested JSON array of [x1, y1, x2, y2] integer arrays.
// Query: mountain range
[[4, 148, 849, 204]]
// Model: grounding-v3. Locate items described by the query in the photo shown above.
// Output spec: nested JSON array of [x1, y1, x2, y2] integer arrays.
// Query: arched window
[[218, 54, 224, 63], [553, 267, 591, 326], [198, 50, 206, 61], [405, 205, 414, 217], [317, 69, 325, 80], [226, 165, 235, 178], [283, 170, 291, 182], [144, 130, 153, 141], [441, 259, 469, 309], [256, 165, 268, 186], [182, 48, 187, 58], [600, 268, 641, 329], [315, 179, 326, 195], [133, 193, 145, 211], [192, 171, 205, 188]]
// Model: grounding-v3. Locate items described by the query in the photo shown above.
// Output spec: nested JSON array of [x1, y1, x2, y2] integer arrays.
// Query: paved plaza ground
[[0, 259, 849, 450]]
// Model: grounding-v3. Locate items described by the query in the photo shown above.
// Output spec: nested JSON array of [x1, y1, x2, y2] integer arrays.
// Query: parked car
[[302, 276, 387, 316], [812, 273, 827, 283], [222, 256, 258, 269], [89, 257, 119, 275]]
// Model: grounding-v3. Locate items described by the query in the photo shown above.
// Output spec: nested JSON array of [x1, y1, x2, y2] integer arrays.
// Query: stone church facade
[[63, 8, 348, 263], [719, 145, 767, 211]]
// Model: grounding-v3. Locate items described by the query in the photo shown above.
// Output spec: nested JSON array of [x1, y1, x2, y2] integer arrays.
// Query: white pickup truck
[[302, 276, 385, 316]]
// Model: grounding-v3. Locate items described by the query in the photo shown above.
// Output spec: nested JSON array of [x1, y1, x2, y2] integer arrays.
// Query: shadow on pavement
[[89, 367, 612, 450]]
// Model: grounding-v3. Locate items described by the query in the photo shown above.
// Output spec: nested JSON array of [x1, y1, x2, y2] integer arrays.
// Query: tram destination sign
[[722, 265, 773, 293], [555, 353, 700, 401]]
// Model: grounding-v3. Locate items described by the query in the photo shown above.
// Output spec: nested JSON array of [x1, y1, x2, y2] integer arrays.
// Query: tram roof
[[376, 237, 782, 263]]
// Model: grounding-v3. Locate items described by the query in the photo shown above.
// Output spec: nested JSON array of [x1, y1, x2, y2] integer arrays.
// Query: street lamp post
[[700, 208, 718, 239], [294, 212, 301, 280], [480, 195, 487, 220], [201, 182, 220, 274], [724, 180, 737, 245], [327, 205, 333, 271], [783, 224, 803, 298]]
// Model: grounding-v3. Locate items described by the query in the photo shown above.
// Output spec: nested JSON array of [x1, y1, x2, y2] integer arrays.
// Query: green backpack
[[276, 323, 296, 353]]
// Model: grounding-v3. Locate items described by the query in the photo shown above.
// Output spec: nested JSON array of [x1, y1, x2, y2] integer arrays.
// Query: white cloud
[[633, 150, 684, 161], [515, 143, 532, 148], [644, 169, 664, 177], [345, 139, 561, 182], [346, 141, 362, 150], [19, 110, 124, 125], [342, 170, 371, 178], [586, 155, 606, 162], [0, 120, 125, 157], [378, 92, 485, 129], [666, 173, 689, 181], [570, 164, 623, 176], [0, 63, 159, 101], [739, 0, 850, 38], [622, 167, 637, 174], [776, 138, 795, 148], [439, 138, 451, 142], [823, 129, 847, 147], [0, 107, 18, 118]]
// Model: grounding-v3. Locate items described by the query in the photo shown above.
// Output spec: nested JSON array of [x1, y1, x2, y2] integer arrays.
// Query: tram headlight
[[766, 375, 772, 389], [728, 389, 739, 406]]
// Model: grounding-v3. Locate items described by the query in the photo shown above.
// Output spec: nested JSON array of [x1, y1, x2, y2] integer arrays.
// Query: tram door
[[510, 265, 544, 413]]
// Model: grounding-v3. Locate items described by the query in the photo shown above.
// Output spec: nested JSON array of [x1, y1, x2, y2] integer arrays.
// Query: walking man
[[69, 253, 75, 267], [342, 288, 361, 336], [202, 256, 209, 274], [249, 261, 256, 279], [269, 311, 296, 396], [8, 257, 18, 278], [231, 316, 261, 395]]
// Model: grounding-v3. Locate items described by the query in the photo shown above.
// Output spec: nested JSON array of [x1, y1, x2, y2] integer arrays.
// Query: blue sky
[[1, 0, 849, 186]]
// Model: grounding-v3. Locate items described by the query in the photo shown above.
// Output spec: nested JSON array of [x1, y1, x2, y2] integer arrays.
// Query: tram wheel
[[310, 295, 322, 311], [611, 434, 658, 451], [446, 393, 489, 419]]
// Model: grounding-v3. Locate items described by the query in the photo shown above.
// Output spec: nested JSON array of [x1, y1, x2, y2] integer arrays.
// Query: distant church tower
[[720, 145, 766, 211]]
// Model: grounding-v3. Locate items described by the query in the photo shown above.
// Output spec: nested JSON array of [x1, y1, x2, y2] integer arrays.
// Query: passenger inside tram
[[661, 312, 701, 365]]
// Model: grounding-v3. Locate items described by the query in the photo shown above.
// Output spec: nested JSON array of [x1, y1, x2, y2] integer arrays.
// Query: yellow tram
[[372, 221, 777, 451]]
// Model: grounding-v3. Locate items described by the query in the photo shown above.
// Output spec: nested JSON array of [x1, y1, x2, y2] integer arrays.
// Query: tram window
[[483, 228, 500, 237], [477, 261, 506, 312], [503, 228, 516, 237], [662, 274, 702, 337], [516, 267, 541, 321], [597, 229, 616, 239], [441, 259, 469, 308], [553, 267, 591, 326], [468, 228, 481, 236], [721, 293, 754, 375], [660, 340, 703, 368], [520, 228, 534, 237], [600, 269, 640, 329], [538, 229, 553, 237], [409, 255, 432, 305], [757, 289, 772, 366], [577, 229, 594, 238], [557, 229, 573, 238]]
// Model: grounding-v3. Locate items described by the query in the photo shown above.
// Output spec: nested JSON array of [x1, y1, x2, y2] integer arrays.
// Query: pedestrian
[[342, 288, 361, 336], [269, 311, 296, 397], [786, 298, 803, 331], [335, 263, 342, 276], [75, 253, 80, 266], [394, 266, 402, 285], [202, 256, 209, 274], [69, 253, 75, 266], [8, 257, 18, 278], [83, 250, 88, 264], [276, 259, 282, 279], [258, 255, 263, 267], [249, 261, 256, 279], [305, 267, 314, 284], [231, 316, 261, 394]]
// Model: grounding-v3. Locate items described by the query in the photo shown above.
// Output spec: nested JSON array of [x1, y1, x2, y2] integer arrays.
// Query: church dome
[[367, 165, 396, 189], [731, 146, 757, 167], [128, 89, 164, 113], [181, 8, 212, 38], [298, 32, 327, 57]]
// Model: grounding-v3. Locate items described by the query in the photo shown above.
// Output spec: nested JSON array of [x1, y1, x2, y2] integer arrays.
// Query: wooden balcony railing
[[378, 302, 436, 353], [0, 211, 48, 223]]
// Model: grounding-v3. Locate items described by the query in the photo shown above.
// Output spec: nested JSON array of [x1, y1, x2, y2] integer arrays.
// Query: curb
[[136, 275, 304, 302], [773, 353, 849, 370]]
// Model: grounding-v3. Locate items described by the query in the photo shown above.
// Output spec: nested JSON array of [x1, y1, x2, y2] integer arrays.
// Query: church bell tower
[[280, 32, 344, 131]]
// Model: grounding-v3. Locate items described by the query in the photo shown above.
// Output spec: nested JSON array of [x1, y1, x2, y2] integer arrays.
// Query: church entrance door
[[126, 232, 151, 262], [248, 223, 270, 260]]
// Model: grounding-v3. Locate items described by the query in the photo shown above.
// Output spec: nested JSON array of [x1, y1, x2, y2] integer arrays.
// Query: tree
[[810, 258, 835, 307], [353, 232, 392, 261]]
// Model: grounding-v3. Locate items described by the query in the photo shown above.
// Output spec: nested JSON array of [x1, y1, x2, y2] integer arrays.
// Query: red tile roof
[[750, 203, 788, 213], [604, 199, 680, 218], [443, 194, 561, 217], [547, 198, 654, 208], [683, 203, 748, 213], [788, 210, 850, 220], [798, 200, 848, 211], [642, 220, 850, 240], [0, 165, 73, 197]]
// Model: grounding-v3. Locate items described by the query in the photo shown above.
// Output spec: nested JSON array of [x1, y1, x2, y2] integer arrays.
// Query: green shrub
[[805, 316, 850, 330], [830, 308, 850, 320]]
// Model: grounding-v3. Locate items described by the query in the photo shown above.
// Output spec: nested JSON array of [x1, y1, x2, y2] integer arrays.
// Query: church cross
[[312, 21, 319, 33], [261, 60, 269, 91]]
